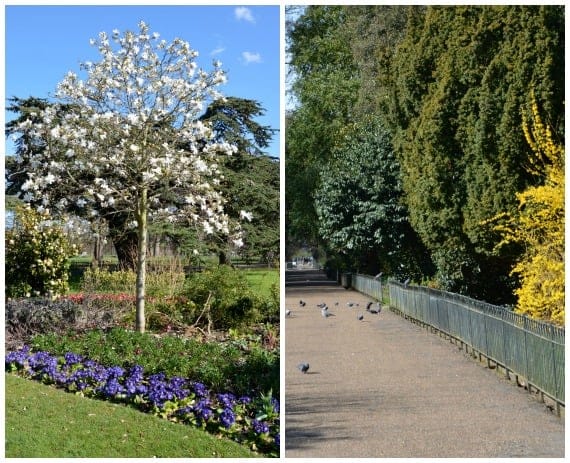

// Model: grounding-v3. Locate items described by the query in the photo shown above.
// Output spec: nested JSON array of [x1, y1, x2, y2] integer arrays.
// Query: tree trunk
[[219, 250, 228, 265], [112, 230, 138, 270], [135, 188, 148, 333], [107, 212, 138, 270], [92, 235, 103, 268], [91, 218, 106, 268]]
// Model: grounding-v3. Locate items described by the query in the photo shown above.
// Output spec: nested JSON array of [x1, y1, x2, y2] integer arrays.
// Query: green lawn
[[242, 268, 279, 298], [5, 374, 259, 458]]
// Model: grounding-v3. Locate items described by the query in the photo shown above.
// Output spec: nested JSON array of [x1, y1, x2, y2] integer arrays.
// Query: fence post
[[523, 316, 531, 394], [549, 324, 561, 415]]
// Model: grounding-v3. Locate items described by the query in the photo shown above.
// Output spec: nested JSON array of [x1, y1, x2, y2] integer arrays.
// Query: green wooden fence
[[351, 274, 565, 411]]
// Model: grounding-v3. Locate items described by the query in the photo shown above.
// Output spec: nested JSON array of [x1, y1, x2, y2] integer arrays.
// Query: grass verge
[[242, 269, 279, 298], [5, 373, 259, 458]]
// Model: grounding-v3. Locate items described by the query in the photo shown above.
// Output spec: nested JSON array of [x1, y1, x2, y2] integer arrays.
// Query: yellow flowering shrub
[[492, 92, 564, 325]]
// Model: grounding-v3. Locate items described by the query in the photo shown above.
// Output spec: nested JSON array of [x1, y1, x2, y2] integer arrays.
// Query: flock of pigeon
[[287, 298, 382, 320], [290, 298, 383, 375]]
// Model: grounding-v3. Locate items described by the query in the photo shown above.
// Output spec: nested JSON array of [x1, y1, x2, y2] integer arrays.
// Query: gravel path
[[284, 271, 565, 458]]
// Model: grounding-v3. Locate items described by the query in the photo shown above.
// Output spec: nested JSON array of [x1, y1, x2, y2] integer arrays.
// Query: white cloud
[[242, 51, 262, 64], [210, 46, 226, 56], [235, 7, 255, 23]]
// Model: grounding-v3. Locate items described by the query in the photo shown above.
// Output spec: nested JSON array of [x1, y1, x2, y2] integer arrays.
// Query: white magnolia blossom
[[203, 221, 214, 235], [240, 210, 253, 221], [15, 20, 247, 247]]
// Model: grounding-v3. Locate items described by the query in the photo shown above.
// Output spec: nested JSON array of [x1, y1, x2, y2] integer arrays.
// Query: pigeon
[[297, 362, 310, 374], [316, 302, 327, 308], [369, 302, 381, 314], [286, 309, 292, 317], [403, 278, 411, 287], [357, 313, 364, 321], [334, 301, 339, 306], [347, 302, 357, 308], [321, 307, 331, 317], [365, 301, 373, 312], [299, 300, 306, 307]]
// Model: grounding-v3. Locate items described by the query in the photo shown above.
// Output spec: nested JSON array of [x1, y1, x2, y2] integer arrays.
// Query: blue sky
[[5, 4, 281, 157]]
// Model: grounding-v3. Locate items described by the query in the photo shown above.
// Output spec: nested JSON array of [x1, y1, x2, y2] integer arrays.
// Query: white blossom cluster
[[15, 21, 251, 246]]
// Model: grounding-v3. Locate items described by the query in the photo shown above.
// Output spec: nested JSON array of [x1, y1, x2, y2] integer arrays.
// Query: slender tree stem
[[135, 187, 148, 333]]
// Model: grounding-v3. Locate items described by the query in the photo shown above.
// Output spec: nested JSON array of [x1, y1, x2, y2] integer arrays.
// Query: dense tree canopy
[[285, 6, 359, 251], [387, 6, 564, 299], [199, 97, 279, 264], [286, 5, 564, 316]]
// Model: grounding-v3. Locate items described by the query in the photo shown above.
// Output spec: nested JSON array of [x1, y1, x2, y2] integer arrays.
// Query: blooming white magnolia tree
[[16, 21, 249, 332]]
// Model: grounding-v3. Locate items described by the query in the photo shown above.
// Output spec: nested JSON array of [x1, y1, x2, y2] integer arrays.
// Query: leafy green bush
[[256, 283, 280, 324], [184, 266, 264, 330], [6, 205, 78, 298]]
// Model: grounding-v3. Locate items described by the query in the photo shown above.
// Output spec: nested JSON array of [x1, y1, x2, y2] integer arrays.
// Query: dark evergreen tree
[[198, 97, 279, 264], [386, 5, 564, 301]]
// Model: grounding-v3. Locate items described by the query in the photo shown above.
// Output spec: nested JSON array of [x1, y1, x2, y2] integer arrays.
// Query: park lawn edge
[[5, 373, 261, 458]]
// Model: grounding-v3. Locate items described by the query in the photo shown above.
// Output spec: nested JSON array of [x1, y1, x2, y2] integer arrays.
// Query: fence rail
[[349, 273, 565, 411]]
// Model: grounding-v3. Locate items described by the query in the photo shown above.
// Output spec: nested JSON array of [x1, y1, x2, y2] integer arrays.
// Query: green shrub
[[231, 344, 279, 397], [6, 205, 78, 298], [184, 266, 263, 330], [77, 265, 277, 332], [257, 282, 280, 324]]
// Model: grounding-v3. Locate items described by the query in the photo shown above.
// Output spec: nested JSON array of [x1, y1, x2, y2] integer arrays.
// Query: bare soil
[[284, 271, 565, 458]]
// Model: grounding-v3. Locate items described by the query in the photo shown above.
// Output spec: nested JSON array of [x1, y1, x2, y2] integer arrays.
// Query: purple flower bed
[[6, 345, 279, 456]]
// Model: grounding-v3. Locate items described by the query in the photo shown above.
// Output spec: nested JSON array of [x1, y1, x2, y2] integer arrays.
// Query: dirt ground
[[284, 272, 565, 458]]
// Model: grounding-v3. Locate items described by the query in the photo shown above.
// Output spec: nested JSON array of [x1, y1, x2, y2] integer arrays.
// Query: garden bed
[[6, 339, 279, 456]]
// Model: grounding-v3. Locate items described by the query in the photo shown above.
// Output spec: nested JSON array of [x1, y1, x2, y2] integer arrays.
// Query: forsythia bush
[[493, 92, 564, 325], [6, 205, 78, 298]]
